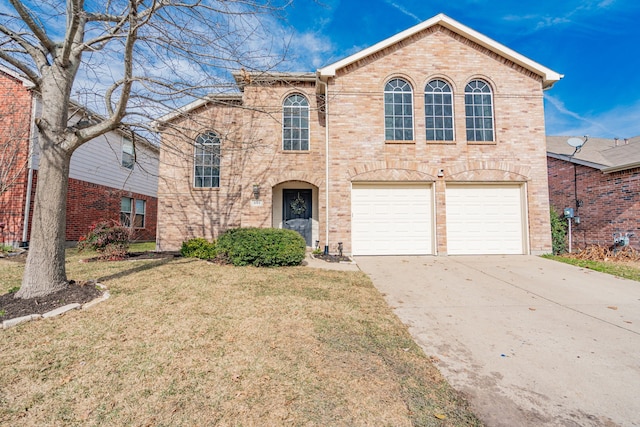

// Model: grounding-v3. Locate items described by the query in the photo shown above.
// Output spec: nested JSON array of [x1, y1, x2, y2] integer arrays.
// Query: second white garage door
[[352, 184, 433, 255], [446, 185, 525, 255]]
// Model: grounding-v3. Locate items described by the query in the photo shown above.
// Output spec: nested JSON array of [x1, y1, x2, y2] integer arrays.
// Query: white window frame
[[193, 131, 221, 188], [282, 94, 310, 151], [424, 79, 455, 141], [384, 78, 414, 141], [464, 79, 494, 142], [121, 138, 135, 169]]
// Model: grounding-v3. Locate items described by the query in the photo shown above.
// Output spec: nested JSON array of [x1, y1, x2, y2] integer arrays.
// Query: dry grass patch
[[1, 250, 481, 426]]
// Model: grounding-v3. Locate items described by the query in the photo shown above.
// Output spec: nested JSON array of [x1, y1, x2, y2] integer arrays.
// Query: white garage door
[[446, 185, 525, 255], [352, 184, 433, 255]]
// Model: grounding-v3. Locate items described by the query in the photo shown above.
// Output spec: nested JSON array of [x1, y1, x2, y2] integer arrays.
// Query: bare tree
[[0, 0, 290, 298], [0, 111, 30, 199]]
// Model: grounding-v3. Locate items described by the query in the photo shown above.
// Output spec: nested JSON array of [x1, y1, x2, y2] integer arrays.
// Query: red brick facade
[[0, 70, 32, 246], [547, 156, 640, 248], [0, 69, 158, 246], [4, 171, 157, 245]]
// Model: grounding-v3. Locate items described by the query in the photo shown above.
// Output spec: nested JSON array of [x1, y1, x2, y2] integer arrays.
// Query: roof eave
[[602, 162, 640, 174], [546, 152, 608, 170], [153, 93, 244, 127]]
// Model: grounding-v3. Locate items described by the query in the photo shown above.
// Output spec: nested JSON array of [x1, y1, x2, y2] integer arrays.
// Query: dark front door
[[283, 189, 312, 246]]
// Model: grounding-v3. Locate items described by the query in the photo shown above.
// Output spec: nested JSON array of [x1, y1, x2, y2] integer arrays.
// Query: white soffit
[[317, 13, 563, 89]]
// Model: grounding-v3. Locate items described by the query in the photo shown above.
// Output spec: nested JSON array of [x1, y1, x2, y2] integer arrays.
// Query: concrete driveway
[[356, 255, 640, 427]]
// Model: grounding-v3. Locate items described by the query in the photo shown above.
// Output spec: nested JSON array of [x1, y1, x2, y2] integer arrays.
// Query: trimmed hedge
[[216, 227, 306, 267], [180, 237, 217, 259]]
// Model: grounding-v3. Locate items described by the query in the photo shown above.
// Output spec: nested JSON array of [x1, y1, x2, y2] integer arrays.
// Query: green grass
[[542, 255, 640, 282], [129, 241, 156, 252]]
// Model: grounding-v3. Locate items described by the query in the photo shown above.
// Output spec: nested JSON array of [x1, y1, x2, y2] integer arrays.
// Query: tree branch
[[8, 0, 56, 54], [0, 49, 41, 86]]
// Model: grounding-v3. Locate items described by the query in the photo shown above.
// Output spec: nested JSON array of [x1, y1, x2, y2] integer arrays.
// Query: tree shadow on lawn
[[1, 257, 199, 323]]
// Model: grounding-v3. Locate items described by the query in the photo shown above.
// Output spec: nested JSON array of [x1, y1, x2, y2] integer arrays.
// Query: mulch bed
[[312, 253, 353, 263], [0, 281, 103, 321], [80, 251, 181, 262]]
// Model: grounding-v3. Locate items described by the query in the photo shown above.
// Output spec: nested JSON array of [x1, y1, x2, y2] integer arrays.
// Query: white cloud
[[383, 1, 422, 24], [545, 94, 640, 138]]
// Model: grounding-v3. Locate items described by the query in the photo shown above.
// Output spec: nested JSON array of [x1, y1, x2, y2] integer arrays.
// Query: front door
[[283, 189, 312, 246]]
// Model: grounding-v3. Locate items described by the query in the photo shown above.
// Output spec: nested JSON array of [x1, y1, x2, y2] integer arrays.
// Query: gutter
[[546, 152, 607, 170], [316, 73, 330, 252], [22, 94, 39, 246], [602, 162, 640, 174]]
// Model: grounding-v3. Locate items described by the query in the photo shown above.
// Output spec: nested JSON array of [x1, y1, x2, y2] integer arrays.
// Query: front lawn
[[0, 249, 481, 426], [543, 255, 640, 282]]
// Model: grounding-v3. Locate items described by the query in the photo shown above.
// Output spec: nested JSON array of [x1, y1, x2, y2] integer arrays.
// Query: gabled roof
[[547, 135, 640, 173], [0, 64, 35, 88], [317, 13, 563, 89], [153, 93, 244, 127]]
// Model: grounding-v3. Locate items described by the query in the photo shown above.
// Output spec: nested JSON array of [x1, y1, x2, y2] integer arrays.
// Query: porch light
[[252, 184, 260, 199]]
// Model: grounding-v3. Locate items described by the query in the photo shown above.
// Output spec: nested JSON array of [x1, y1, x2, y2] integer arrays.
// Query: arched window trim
[[384, 78, 414, 141], [464, 79, 495, 142], [193, 131, 221, 188], [424, 79, 455, 141], [283, 93, 310, 151]]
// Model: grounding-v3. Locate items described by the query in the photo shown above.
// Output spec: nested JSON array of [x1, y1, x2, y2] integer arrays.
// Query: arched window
[[425, 79, 454, 141], [283, 94, 309, 150], [194, 131, 220, 188], [384, 78, 414, 141], [464, 80, 494, 141]]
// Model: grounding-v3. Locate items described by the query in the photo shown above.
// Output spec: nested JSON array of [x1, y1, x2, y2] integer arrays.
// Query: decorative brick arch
[[446, 161, 531, 181], [348, 161, 437, 182], [268, 171, 324, 188]]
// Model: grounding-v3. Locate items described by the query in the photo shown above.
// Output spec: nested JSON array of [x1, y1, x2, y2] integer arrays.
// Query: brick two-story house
[[156, 14, 562, 256], [547, 135, 640, 249], [0, 66, 159, 247]]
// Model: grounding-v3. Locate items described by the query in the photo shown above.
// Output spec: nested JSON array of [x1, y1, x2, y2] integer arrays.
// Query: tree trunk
[[15, 142, 71, 299]]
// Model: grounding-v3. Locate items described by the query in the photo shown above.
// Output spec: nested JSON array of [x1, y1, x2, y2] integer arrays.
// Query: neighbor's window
[[425, 79, 454, 141], [134, 199, 146, 228], [122, 138, 135, 169], [120, 197, 133, 227], [121, 197, 146, 228], [194, 131, 220, 188], [283, 94, 309, 150], [464, 80, 494, 141], [384, 78, 414, 141]]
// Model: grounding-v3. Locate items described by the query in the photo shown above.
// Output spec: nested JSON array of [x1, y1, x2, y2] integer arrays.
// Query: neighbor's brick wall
[[157, 24, 553, 254], [0, 71, 33, 246], [547, 156, 640, 248], [22, 172, 158, 243]]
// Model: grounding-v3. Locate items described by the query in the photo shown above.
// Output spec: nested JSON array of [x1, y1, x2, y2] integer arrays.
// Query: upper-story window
[[464, 80, 494, 141], [194, 131, 220, 188], [121, 138, 135, 169], [384, 78, 414, 141], [424, 79, 454, 141], [283, 94, 309, 151]]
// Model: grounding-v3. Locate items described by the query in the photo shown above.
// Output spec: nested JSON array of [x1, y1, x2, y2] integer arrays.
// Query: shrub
[[78, 220, 132, 260], [180, 237, 217, 259], [550, 207, 568, 255], [217, 227, 306, 267]]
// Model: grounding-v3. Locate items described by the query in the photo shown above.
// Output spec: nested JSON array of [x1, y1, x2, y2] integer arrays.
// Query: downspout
[[316, 73, 330, 253], [21, 95, 38, 246]]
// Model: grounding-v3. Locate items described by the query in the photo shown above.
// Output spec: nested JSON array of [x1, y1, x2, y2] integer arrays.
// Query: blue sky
[[281, 0, 640, 138]]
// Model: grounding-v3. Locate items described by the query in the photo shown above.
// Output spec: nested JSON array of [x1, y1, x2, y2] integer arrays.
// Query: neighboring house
[[156, 13, 561, 256], [0, 66, 159, 247], [547, 135, 640, 249]]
